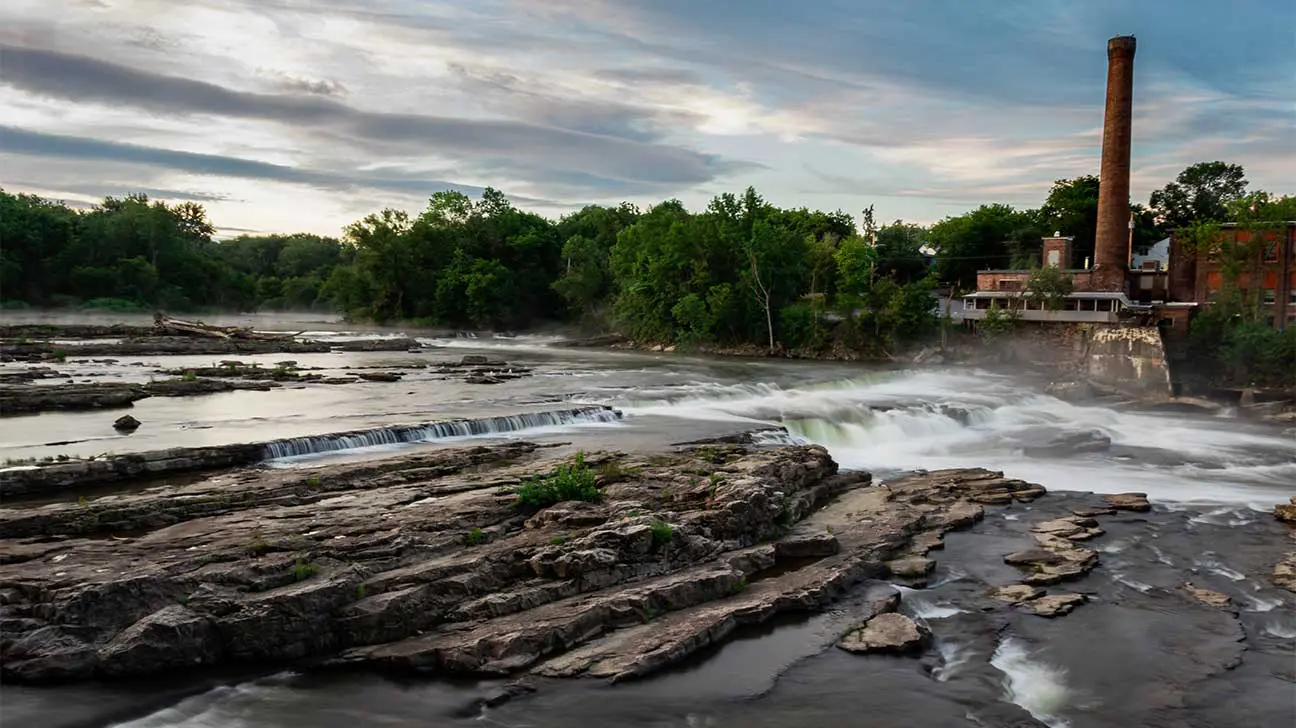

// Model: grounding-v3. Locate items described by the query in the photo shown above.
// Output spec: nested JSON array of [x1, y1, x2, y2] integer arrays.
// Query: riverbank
[[3, 440, 1293, 727]]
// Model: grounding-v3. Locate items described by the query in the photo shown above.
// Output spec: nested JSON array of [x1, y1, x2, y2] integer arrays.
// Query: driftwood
[[152, 314, 300, 341]]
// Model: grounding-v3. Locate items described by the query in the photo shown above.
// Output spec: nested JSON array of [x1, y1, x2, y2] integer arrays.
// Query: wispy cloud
[[0, 0, 1291, 235]]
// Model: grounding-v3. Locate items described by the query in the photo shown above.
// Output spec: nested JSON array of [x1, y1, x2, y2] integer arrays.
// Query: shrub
[[465, 527, 487, 545], [291, 559, 318, 581], [650, 519, 675, 548], [515, 452, 600, 508], [182, 370, 198, 382], [549, 535, 567, 546]]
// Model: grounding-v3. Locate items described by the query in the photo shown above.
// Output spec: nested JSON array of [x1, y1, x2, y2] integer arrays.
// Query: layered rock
[[0, 442, 1050, 685]]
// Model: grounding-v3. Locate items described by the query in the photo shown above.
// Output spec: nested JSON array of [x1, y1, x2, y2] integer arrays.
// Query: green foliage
[[549, 535, 568, 546], [650, 519, 675, 548], [979, 304, 1020, 337], [515, 452, 600, 509], [356, 584, 367, 599], [291, 559, 318, 582], [465, 528, 488, 546], [1026, 266, 1074, 311], [182, 370, 198, 382], [1150, 161, 1248, 230], [930, 204, 1039, 287]]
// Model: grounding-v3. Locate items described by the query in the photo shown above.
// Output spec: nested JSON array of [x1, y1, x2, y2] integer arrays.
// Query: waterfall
[[260, 406, 622, 460]]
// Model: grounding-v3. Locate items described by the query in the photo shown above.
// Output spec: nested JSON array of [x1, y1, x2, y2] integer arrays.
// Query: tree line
[[0, 161, 1290, 372]]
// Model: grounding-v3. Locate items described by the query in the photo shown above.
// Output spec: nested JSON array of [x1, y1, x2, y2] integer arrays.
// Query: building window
[[1263, 289, 1276, 304], [998, 279, 1022, 291], [1264, 243, 1279, 263], [1265, 316, 1275, 328]]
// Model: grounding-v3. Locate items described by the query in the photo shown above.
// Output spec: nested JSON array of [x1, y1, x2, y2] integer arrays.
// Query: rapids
[[3, 321, 1293, 728]]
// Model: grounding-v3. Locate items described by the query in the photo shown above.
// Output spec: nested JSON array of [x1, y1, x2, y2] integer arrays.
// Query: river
[[2, 317, 1294, 727]]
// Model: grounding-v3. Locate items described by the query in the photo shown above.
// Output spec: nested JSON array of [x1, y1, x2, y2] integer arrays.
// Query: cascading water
[[606, 369, 1296, 506], [260, 406, 622, 460], [990, 638, 1074, 728]]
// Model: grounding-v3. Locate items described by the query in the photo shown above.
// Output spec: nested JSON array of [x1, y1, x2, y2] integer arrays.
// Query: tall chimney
[[1092, 35, 1136, 292]]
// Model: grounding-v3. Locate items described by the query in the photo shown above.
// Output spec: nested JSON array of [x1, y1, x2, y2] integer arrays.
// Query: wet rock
[[1024, 592, 1086, 617], [1045, 380, 1095, 401], [112, 414, 141, 432], [0, 383, 148, 414], [1182, 583, 1231, 608], [991, 584, 1043, 604], [886, 556, 935, 579], [1271, 553, 1296, 593], [1073, 506, 1116, 517], [837, 613, 929, 655], [465, 375, 504, 385], [1273, 497, 1296, 524], [1, 453, 1053, 685], [459, 354, 498, 365], [1104, 492, 1151, 512], [1023, 430, 1111, 458], [1004, 549, 1065, 567], [356, 372, 403, 383], [97, 605, 221, 675]]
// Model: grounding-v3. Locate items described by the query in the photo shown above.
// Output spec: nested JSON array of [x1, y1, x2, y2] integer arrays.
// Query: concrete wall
[[1084, 326, 1173, 400]]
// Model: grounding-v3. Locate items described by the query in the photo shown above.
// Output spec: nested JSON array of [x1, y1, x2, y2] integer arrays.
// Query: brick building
[[1168, 221, 1296, 330]]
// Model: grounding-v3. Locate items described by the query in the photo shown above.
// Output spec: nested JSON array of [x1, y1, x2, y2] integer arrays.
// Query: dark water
[[3, 316, 1294, 727]]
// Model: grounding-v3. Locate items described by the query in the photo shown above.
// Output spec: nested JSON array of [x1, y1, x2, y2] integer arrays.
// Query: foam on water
[[1263, 621, 1296, 639], [611, 370, 1296, 506], [990, 637, 1074, 728], [932, 637, 974, 683], [420, 334, 567, 353], [1194, 553, 1246, 581], [894, 585, 966, 620]]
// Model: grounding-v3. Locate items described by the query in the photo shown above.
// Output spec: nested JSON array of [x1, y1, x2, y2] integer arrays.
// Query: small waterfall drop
[[261, 406, 621, 460]]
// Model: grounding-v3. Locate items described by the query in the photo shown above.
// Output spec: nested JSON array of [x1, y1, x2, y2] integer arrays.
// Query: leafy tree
[[874, 221, 929, 283], [929, 204, 1035, 287], [1149, 161, 1248, 230], [1025, 266, 1074, 311], [1039, 176, 1099, 265]]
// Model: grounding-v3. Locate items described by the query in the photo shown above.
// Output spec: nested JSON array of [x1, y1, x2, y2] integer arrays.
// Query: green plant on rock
[[650, 519, 675, 548], [514, 451, 600, 509], [246, 533, 272, 556], [465, 527, 488, 545], [731, 576, 748, 595], [356, 583, 367, 599], [291, 559, 318, 581], [549, 535, 567, 546], [305, 476, 321, 488], [182, 370, 198, 382]]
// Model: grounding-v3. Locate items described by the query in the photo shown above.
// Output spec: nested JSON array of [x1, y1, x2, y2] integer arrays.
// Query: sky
[[1, 0, 1293, 237]]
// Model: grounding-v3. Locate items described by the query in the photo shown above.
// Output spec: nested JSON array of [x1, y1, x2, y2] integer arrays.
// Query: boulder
[[990, 584, 1043, 604], [113, 414, 141, 432], [1003, 548, 1064, 566], [97, 605, 221, 675], [838, 613, 929, 655], [1104, 492, 1151, 512], [1272, 554, 1296, 593], [1182, 583, 1231, 609], [357, 372, 402, 383], [1274, 497, 1296, 524], [1023, 430, 1111, 458], [1025, 593, 1086, 617], [885, 556, 935, 579]]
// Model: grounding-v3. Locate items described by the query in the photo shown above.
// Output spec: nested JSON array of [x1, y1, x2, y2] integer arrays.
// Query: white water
[[261, 406, 622, 461], [894, 585, 966, 620], [608, 369, 1296, 506], [990, 637, 1074, 728]]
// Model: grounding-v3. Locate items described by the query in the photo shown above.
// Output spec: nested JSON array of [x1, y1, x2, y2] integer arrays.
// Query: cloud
[[0, 43, 743, 194], [0, 126, 521, 198], [257, 69, 348, 97]]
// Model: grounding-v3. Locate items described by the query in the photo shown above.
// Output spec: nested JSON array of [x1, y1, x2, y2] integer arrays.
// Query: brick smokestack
[[1092, 35, 1137, 292]]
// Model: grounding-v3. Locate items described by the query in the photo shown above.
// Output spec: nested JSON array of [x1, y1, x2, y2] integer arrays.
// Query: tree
[[1039, 176, 1100, 266], [1025, 266, 1074, 311], [1149, 162, 1248, 230], [873, 221, 929, 283], [929, 204, 1034, 287]]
